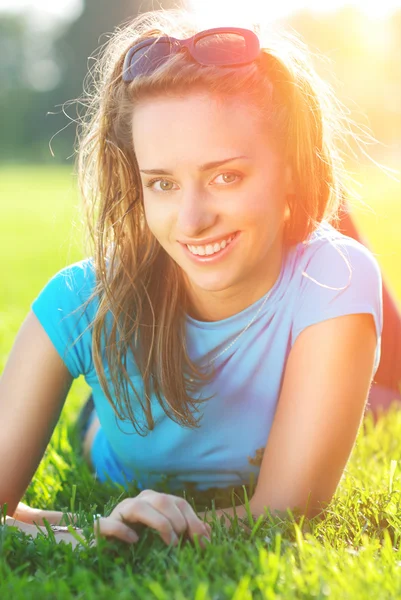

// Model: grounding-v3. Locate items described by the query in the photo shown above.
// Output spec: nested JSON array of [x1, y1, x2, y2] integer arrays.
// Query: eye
[[144, 178, 178, 192], [211, 172, 242, 185]]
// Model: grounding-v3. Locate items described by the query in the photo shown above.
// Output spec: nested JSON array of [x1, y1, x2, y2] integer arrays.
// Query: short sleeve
[[31, 259, 98, 379], [291, 237, 383, 375]]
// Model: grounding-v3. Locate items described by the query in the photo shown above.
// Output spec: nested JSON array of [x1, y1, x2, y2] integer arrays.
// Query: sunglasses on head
[[122, 27, 261, 82]]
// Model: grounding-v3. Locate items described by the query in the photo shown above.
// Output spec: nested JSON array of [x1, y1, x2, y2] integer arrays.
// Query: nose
[[176, 185, 216, 238]]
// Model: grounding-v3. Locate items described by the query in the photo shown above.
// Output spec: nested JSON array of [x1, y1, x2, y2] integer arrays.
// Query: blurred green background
[[1, 0, 400, 163], [1, 0, 400, 363]]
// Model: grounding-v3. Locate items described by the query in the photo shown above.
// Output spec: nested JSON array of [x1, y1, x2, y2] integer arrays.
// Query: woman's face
[[132, 91, 294, 319]]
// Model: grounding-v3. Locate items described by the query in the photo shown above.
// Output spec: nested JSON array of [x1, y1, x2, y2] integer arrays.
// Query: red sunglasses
[[122, 27, 261, 82]]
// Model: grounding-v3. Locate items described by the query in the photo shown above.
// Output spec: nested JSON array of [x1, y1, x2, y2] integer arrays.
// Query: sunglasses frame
[[122, 27, 260, 82]]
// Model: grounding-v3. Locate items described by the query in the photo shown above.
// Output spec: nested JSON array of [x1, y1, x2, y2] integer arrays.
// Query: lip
[[179, 231, 239, 246], [181, 231, 240, 264]]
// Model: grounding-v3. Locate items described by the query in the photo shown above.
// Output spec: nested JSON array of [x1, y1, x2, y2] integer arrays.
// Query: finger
[[95, 517, 139, 545], [173, 497, 211, 545], [149, 493, 189, 538], [141, 492, 210, 545], [111, 498, 180, 547], [199, 519, 212, 535]]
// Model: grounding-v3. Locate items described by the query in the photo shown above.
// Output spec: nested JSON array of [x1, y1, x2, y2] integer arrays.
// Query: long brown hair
[[71, 9, 355, 435]]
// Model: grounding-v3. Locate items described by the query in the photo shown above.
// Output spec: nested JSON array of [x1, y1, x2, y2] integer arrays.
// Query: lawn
[[1, 164, 401, 599]]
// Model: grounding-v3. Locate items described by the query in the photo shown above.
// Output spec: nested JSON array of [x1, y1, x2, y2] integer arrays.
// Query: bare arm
[[250, 313, 377, 519], [13, 502, 72, 525], [0, 310, 73, 516], [1, 313, 214, 550], [4, 516, 84, 548]]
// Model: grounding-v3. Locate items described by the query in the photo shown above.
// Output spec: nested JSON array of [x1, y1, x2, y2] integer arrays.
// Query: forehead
[[131, 92, 273, 164]]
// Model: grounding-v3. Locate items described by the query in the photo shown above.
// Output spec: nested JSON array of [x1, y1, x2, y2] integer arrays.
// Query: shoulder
[[32, 257, 98, 322], [47, 258, 96, 293], [31, 258, 98, 379], [293, 220, 382, 292], [38, 258, 96, 301], [289, 220, 383, 372]]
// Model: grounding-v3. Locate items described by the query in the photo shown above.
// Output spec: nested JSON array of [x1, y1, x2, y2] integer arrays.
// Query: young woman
[[0, 9, 389, 548]]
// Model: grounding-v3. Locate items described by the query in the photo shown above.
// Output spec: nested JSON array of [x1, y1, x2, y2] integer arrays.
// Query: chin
[[190, 275, 236, 293]]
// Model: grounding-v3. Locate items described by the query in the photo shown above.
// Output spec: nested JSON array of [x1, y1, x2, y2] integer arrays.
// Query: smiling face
[[132, 91, 294, 321]]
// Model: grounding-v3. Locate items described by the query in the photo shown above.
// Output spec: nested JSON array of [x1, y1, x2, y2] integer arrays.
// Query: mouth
[[180, 231, 241, 264]]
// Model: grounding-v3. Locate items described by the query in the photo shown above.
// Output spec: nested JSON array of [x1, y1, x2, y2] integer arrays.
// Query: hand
[[4, 516, 84, 549], [94, 490, 212, 548]]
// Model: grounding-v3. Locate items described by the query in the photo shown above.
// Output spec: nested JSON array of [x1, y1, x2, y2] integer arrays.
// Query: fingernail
[[201, 535, 211, 546], [170, 532, 179, 545]]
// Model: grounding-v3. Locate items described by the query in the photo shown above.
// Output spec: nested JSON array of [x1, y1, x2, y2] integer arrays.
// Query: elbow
[[251, 491, 331, 522], [0, 492, 21, 520], [1, 503, 19, 519]]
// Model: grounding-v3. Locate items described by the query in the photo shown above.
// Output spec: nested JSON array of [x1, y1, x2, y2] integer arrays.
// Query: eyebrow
[[139, 155, 249, 175]]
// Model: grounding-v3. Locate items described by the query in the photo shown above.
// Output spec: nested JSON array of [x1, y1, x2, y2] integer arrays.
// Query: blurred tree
[[0, 3, 400, 163], [0, 15, 26, 90], [48, 0, 181, 162], [0, 14, 60, 162], [0, 0, 180, 163]]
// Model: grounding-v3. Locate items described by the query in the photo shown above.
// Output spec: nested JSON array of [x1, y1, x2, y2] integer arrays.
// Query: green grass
[[1, 164, 401, 599]]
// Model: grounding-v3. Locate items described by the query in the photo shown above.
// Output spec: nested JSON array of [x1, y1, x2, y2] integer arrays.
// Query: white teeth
[[186, 233, 235, 256]]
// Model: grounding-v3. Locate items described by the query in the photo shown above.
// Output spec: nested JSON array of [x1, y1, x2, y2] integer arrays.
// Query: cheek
[[143, 198, 172, 240], [245, 175, 288, 217], [240, 193, 279, 221], [142, 200, 159, 236]]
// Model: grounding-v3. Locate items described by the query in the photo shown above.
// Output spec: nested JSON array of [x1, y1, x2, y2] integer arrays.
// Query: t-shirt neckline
[[185, 245, 290, 330]]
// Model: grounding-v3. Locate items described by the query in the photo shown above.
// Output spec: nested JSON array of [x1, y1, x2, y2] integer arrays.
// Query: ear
[[284, 203, 291, 222], [283, 164, 295, 223]]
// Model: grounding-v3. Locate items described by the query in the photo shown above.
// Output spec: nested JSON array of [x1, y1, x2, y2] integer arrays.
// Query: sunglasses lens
[[126, 41, 172, 79], [194, 33, 249, 65], [122, 30, 260, 81]]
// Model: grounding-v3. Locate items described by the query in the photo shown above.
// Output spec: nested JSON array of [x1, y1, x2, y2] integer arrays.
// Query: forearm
[[13, 502, 76, 526], [4, 516, 83, 548]]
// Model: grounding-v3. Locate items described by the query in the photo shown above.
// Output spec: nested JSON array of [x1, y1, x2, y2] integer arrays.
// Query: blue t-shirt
[[31, 221, 383, 491]]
